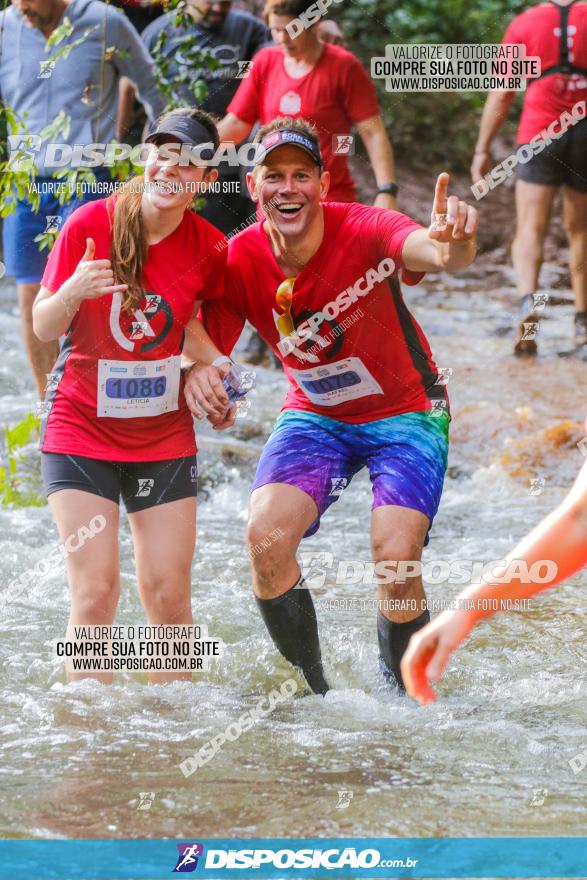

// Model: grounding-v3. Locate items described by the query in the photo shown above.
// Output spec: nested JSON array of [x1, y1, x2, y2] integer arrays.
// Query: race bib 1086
[[97, 356, 181, 418]]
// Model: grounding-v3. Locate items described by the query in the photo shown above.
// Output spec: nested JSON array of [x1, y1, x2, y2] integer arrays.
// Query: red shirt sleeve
[[502, 15, 524, 46], [41, 204, 91, 293], [227, 50, 264, 124], [201, 261, 248, 355], [352, 204, 425, 285], [342, 53, 381, 123]]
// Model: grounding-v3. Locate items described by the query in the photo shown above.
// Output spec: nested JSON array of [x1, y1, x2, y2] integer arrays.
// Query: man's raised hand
[[428, 172, 478, 243]]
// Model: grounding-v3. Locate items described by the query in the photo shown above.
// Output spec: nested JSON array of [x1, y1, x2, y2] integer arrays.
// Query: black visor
[[145, 116, 216, 161]]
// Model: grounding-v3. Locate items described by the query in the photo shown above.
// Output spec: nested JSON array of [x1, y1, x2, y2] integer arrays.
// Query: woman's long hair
[[109, 108, 219, 313]]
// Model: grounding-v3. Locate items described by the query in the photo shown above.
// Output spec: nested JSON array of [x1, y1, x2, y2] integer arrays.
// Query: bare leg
[[562, 186, 587, 344], [17, 282, 59, 397], [511, 181, 557, 355], [128, 497, 196, 684], [248, 483, 317, 599], [48, 490, 120, 684], [371, 504, 431, 688], [248, 483, 328, 693]]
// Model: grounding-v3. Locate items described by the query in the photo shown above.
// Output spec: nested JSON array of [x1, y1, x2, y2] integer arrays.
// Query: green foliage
[[340, 0, 528, 49], [45, 16, 75, 48], [33, 228, 60, 254], [0, 107, 74, 219], [0, 106, 41, 217], [339, 0, 529, 169], [0, 414, 44, 508], [0, 0, 219, 237], [51, 167, 98, 205], [151, 0, 220, 110], [41, 19, 99, 75]]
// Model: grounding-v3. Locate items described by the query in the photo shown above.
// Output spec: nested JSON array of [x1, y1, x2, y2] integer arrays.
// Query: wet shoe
[[514, 293, 540, 357], [574, 311, 587, 347]]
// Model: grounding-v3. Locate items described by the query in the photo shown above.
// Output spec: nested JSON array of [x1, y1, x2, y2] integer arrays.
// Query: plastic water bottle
[[222, 364, 256, 404]]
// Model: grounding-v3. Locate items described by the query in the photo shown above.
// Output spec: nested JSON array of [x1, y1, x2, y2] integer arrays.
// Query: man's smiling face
[[248, 145, 330, 237]]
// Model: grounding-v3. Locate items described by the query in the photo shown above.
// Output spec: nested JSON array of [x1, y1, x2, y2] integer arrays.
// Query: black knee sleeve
[[256, 577, 330, 695], [377, 609, 431, 690]]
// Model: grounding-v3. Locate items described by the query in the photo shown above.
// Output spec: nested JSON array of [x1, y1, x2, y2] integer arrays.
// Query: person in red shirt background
[[471, 0, 587, 355], [32, 110, 231, 685], [218, 0, 398, 208]]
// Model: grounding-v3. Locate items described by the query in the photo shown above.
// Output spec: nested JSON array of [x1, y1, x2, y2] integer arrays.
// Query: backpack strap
[[530, 0, 587, 83]]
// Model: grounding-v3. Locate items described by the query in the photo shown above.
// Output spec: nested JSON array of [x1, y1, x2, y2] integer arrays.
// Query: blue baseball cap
[[254, 129, 323, 168]]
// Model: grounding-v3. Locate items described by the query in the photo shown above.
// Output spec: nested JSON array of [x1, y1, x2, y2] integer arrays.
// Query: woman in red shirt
[[219, 0, 398, 208], [33, 109, 231, 684]]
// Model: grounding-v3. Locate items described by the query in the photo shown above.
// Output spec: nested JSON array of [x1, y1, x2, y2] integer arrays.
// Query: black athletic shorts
[[517, 117, 587, 192], [41, 453, 198, 513]]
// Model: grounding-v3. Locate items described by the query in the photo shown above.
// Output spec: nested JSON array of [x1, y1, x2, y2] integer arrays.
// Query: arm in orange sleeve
[[402, 458, 587, 704]]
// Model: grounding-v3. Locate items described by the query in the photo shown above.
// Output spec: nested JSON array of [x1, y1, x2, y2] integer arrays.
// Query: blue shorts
[[251, 409, 450, 540], [2, 173, 113, 284]]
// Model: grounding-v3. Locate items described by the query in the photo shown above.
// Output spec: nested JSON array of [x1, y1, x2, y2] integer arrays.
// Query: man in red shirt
[[218, 0, 397, 364], [472, 0, 587, 355], [185, 117, 479, 695]]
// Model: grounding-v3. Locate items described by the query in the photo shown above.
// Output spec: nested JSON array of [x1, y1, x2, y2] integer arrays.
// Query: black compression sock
[[256, 577, 330, 695], [377, 609, 431, 691]]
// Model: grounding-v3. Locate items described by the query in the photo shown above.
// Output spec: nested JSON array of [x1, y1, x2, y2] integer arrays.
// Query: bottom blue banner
[[0, 837, 585, 879]]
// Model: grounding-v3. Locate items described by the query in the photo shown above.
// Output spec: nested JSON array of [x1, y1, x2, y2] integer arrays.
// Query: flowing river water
[[0, 258, 585, 847]]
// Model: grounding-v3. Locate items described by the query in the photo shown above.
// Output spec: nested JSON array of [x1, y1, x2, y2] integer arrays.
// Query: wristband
[[377, 183, 399, 198], [212, 355, 232, 368]]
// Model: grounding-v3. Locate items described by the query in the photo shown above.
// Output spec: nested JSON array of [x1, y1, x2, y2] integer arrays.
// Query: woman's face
[[268, 13, 318, 58], [143, 139, 218, 212]]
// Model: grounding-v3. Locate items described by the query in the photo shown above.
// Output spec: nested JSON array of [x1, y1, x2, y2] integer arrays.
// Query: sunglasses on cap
[[275, 277, 297, 339]]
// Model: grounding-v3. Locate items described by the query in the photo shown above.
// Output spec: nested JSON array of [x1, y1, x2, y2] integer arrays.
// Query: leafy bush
[[340, 0, 529, 169], [0, 413, 44, 507]]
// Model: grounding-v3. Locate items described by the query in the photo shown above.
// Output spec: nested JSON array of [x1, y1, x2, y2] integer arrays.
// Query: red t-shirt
[[503, 1, 587, 142], [227, 44, 380, 202], [40, 199, 226, 461], [202, 202, 448, 423]]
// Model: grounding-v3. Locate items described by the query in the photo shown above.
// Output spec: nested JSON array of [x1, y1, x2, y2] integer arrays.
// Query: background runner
[[472, 0, 587, 354]]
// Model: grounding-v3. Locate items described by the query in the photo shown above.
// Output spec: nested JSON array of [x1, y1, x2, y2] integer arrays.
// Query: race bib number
[[289, 357, 383, 406], [97, 356, 181, 418]]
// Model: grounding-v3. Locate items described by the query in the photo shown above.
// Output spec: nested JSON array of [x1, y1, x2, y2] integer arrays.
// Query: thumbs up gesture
[[428, 172, 478, 243], [62, 237, 128, 305], [81, 237, 95, 261]]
